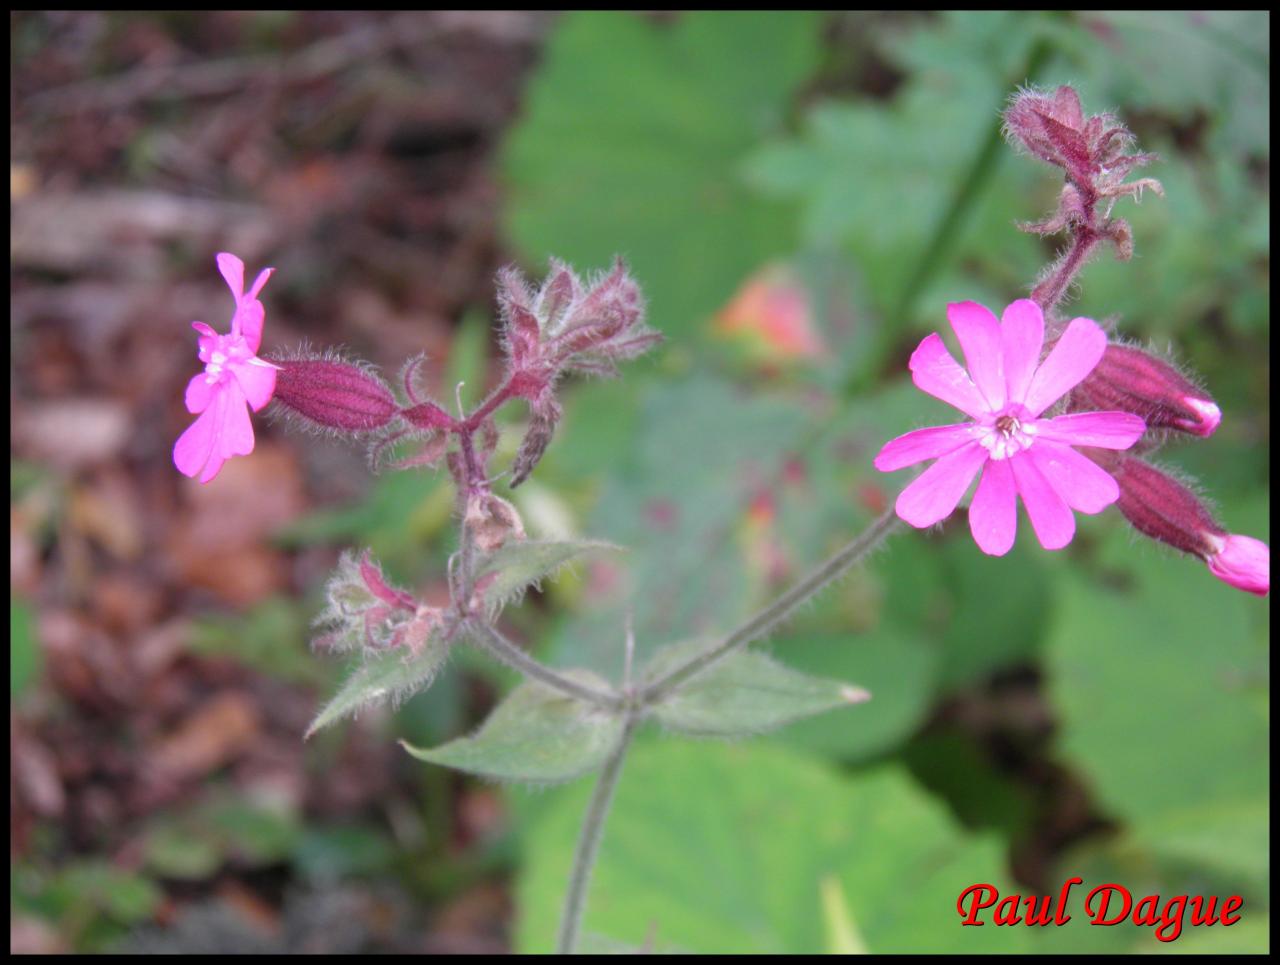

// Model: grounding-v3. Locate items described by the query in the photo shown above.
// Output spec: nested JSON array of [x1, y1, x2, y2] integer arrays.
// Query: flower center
[[976, 405, 1036, 460], [201, 334, 252, 384]]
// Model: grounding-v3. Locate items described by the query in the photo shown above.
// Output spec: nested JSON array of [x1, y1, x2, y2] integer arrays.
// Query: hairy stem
[[642, 508, 901, 705], [556, 713, 639, 955], [464, 620, 623, 711], [1031, 203, 1099, 315]]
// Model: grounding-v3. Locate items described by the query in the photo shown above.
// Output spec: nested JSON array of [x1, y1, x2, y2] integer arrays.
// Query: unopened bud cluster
[[315, 550, 444, 653], [498, 258, 662, 485]]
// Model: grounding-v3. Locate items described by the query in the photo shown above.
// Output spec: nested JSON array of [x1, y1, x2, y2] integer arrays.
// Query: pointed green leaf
[[306, 637, 449, 739], [474, 538, 620, 610], [401, 670, 622, 783], [645, 640, 870, 737]]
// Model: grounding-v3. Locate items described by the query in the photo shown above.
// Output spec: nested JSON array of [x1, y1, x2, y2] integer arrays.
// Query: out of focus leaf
[[504, 11, 820, 340], [188, 596, 322, 686], [1048, 520, 1269, 881], [516, 740, 1028, 953], [402, 671, 623, 783], [552, 376, 812, 673], [293, 825, 396, 881], [1059, 11, 1270, 156], [645, 640, 870, 737], [11, 597, 39, 698], [473, 538, 621, 611], [307, 636, 451, 738]]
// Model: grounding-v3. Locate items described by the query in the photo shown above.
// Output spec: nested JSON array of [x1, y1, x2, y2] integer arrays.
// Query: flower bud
[[1110, 456, 1269, 595], [511, 392, 562, 488], [314, 549, 419, 652], [1070, 344, 1221, 437], [401, 401, 454, 431], [497, 267, 542, 367], [1205, 534, 1270, 597], [1003, 85, 1158, 201], [274, 356, 397, 433]]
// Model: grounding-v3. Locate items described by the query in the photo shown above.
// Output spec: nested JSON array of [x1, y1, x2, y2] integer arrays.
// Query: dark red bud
[[511, 394, 562, 488], [401, 402, 454, 431], [274, 358, 397, 432], [1070, 344, 1220, 437], [1110, 456, 1223, 559]]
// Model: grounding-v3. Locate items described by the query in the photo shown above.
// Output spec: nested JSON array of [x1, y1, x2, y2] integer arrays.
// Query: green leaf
[[550, 376, 811, 673], [293, 825, 396, 881], [516, 740, 1028, 953], [11, 597, 39, 698], [473, 538, 621, 611], [644, 640, 869, 736], [1047, 521, 1269, 882], [402, 671, 623, 783], [307, 636, 450, 738], [503, 11, 820, 340]]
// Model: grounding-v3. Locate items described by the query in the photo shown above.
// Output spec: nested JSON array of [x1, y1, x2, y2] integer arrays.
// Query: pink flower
[[1206, 534, 1270, 597], [874, 300, 1146, 556], [173, 253, 279, 483]]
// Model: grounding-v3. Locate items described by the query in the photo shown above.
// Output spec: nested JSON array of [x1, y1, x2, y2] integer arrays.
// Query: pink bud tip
[[1206, 534, 1270, 596], [1180, 397, 1221, 437]]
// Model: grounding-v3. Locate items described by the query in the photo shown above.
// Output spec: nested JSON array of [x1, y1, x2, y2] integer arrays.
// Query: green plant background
[[11, 10, 1268, 954], [499, 11, 1269, 953]]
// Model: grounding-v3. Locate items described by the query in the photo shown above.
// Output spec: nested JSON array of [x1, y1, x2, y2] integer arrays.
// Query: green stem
[[642, 508, 901, 705], [464, 620, 623, 711], [556, 713, 639, 955]]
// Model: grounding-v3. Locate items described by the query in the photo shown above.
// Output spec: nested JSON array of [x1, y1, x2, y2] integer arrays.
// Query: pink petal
[[174, 402, 220, 481], [1035, 411, 1146, 449], [1001, 299, 1044, 406], [1009, 452, 1076, 550], [232, 300, 265, 349], [1022, 317, 1107, 416], [231, 357, 277, 411], [216, 252, 245, 299], [1026, 440, 1118, 514], [191, 321, 217, 338], [1207, 535, 1269, 597], [894, 442, 988, 528], [246, 266, 274, 301], [874, 424, 976, 472], [909, 333, 990, 419], [185, 373, 215, 414], [216, 379, 255, 459], [969, 457, 1017, 556], [947, 301, 1005, 409]]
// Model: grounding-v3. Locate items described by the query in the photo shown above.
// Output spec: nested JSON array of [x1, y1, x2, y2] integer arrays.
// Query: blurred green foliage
[[495, 9, 1269, 955], [14, 9, 1266, 955]]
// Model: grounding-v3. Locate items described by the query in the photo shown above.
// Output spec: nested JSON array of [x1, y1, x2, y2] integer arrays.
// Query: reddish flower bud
[[497, 267, 542, 367], [401, 402, 454, 431], [1109, 456, 1269, 595], [511, 391, 562, 488], [560, 256, 643, 338], [358, 550, 417, 611], [274, 356, 397, 433], [535, 259, 582, 332], [1003, 85, 1159, 201], [1070, 343, 1221, 437], [315, 549, 420, 652]]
